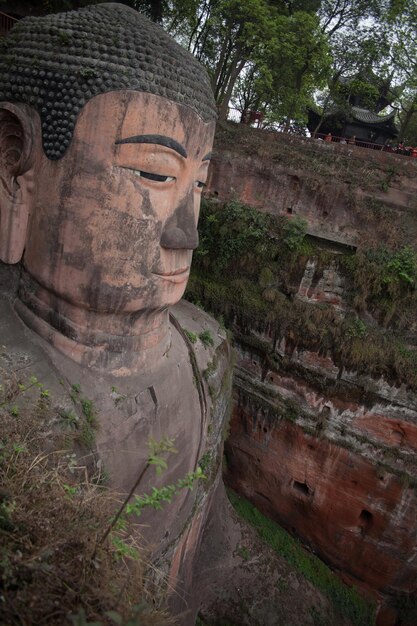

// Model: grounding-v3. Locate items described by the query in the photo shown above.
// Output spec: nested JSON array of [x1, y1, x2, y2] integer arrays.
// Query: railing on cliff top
[[314, 132, 417, 155], [227, 109, 415, 157], [0, 11, 17, 37]]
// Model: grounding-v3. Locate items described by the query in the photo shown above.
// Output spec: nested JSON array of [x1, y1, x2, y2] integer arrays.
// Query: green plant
[[57, 30, 71, 45], [60, 408, 79, 428], [0, 407, 174, 626], [345, 318, 367, 339], [81, 397, 96, 426], [276, 577, 288, 592], [198, 451, 211, 473], [79, 422, 95, 449], [203, 356, 217, 380], [63, 484, 78, 497], [237, 544, 250, 561], [184, 329, 198, 343], [310, 606, 327, 626], [97, 437, 205, 554], [282, 215, 308, 252], [67, 384, 98, 447], [195, 198, 271, 275], [124, 467, 204, 518], [78, 67, 97, 79], [199, 330, 214, 348], [385, 246, 417, 286]]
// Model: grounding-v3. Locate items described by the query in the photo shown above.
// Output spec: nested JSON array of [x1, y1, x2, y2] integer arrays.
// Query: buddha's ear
[[0, 102, 38, 264]]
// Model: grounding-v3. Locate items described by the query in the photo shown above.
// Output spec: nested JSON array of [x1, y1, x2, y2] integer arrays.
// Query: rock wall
[[199, 122, 417, 623], [207, 123, 417, 249], [226, 360, 417, 596]]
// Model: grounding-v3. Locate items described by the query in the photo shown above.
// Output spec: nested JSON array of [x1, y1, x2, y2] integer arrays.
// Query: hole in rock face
[[287, 207, 293, 214], [359, 509, 373, 534], [263, 426, 268, 433], [293, 480, 310, 495], [323, 210, 328, 218], [214, 190, 219, 196]]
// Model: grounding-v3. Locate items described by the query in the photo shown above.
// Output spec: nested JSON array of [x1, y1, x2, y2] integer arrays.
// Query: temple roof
[[351, 107, 397, 125]]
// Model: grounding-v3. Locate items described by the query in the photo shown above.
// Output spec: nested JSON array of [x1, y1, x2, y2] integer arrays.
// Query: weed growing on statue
[[227, 489, 375, 626], [97, 436, 206, 560], [184, 328, 198, 343], [0, 372, 196, 626], [68, 382, 98, 448], [199, 329, 214, 347]]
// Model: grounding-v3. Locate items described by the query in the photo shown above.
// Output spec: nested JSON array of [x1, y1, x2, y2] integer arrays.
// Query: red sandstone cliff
[[198, 122, 417, 624]]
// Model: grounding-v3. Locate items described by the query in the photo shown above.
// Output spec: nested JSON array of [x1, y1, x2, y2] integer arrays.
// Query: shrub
[[199, 329, 214, 348], [282, 215, 308, 252], [184, 329, 198, 343]]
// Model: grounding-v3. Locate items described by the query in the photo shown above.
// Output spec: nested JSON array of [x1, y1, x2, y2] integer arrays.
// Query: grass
[[183, 329, 198, 344], [0, 372, 174, 626], [227, 489, 375, 626], [199, 329, 214, 348]]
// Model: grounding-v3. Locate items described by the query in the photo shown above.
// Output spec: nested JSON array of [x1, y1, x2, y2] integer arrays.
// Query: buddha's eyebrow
[[115, 134, 187, 158], [202, 152, 212, 161]]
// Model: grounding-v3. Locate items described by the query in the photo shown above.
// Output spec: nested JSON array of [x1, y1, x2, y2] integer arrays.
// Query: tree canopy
[[4, 0, 417, 134]]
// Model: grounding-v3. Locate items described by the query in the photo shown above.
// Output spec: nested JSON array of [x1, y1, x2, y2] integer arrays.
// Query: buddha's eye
[[135, 170, 175, 183], [196, 180, 206, 189]]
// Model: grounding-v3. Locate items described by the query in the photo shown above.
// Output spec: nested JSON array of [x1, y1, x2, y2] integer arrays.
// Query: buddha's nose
[[160, 189, 199, 250]]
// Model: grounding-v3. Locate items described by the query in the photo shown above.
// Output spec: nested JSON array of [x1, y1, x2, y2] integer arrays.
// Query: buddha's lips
[[153, 268, 190, 283]]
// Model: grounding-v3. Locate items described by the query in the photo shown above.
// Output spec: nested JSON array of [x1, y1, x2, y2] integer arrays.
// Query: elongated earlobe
[[0, 102, 37, 264]]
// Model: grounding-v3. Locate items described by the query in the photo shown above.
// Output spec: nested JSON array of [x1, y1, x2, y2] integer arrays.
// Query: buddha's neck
[[15, 269, 171, 375]]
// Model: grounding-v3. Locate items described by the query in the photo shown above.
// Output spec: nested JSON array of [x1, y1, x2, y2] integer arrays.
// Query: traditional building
[[308, 72, 400, 145], [308, 105, 399, 145]]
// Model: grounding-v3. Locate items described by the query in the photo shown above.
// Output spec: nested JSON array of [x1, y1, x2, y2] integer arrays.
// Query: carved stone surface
[[0, 5, 230, 624]]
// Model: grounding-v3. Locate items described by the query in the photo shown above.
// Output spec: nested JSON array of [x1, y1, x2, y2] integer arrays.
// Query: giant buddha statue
[[0, 4, 230, 622]]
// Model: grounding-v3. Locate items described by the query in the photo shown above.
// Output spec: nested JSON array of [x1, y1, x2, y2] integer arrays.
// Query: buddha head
[[0, 3, 216, 369]]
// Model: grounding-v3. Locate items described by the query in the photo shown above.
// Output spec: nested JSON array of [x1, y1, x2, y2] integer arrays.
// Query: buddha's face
[[23, 91, 215, 314]]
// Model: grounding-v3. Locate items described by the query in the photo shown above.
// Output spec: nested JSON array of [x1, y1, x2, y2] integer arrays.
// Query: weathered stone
[[0, 6, 229, 624]]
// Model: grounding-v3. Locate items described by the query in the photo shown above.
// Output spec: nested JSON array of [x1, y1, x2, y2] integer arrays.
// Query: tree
[[309, 0, 409, 135], [231, 8, 331, 130], [165, 0, 327, 121]]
